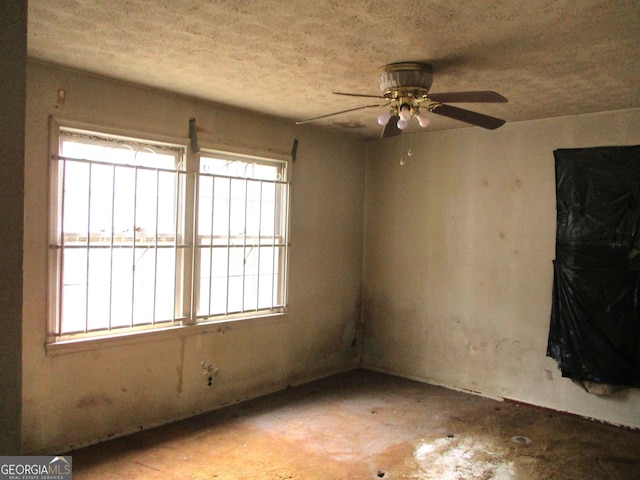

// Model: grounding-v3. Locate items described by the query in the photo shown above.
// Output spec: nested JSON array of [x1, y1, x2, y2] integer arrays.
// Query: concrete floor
[[68, 369, 640, 479]]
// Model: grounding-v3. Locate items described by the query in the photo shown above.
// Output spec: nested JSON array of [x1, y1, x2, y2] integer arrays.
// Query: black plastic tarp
[[547, 146, 640, 386]]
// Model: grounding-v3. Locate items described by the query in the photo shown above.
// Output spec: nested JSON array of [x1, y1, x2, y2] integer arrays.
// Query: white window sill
[[45, 312, 288, 356]]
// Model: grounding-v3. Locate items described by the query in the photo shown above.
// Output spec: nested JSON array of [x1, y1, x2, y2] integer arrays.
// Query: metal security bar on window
[[194, 152, 289, 320], [50, 128, 188, 339]]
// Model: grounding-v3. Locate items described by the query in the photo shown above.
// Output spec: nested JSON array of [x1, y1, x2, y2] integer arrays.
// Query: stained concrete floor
[[68, 369, 640, 479]]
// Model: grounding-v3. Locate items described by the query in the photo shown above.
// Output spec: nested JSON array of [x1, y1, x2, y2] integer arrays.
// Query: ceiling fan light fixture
[[378, 111, 393, 126], [398, 104, 412, 121], [415, 111, 430, 128], [397, 118, 409, 130]]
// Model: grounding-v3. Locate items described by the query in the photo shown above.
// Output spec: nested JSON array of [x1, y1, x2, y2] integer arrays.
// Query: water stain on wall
[[76, 393, 114, 408]]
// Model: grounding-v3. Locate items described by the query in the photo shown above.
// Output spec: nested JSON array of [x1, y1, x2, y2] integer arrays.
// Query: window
[[195, 151, 289, 319], [48, 122, 289, 344]]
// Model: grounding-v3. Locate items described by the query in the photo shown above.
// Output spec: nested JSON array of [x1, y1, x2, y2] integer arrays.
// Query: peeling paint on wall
[[76, 393, 114, 409], [201, 361, 220, 388]]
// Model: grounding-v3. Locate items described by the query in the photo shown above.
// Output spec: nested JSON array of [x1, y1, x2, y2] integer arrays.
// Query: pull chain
[[399, 135, 413, 166]]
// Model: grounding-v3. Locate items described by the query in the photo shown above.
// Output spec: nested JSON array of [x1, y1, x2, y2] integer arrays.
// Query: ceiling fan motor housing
[[378, 62, 434, 97]]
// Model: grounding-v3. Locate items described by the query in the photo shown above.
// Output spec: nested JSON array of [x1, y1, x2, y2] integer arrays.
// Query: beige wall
[[362, 108, 640, 428], [23, 61, 365, 453]]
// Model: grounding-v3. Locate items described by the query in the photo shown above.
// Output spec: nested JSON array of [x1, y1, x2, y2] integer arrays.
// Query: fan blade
[[333, 91, 386, 99], [431, 104, 505, 129], [295, 103, 382, 124], [428, 91, 507, 103], [381, 115, 401, 138]]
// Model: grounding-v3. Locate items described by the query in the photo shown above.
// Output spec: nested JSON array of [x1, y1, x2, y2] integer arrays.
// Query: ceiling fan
[[296, 62, 508, 137]]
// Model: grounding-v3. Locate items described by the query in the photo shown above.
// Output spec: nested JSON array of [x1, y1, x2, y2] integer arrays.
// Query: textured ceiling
[[27, 0, 640, 138]]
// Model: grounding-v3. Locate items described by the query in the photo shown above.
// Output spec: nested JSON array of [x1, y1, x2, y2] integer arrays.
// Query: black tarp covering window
[[547, 146, 640, 386]]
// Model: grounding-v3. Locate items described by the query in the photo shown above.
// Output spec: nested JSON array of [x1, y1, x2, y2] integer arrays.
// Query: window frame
[[47, 118, 290, 350]]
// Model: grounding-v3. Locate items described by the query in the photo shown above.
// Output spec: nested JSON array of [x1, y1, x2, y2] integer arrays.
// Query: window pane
[[229, 179, 246, 235], [210, 248, 229, 314], [158, 170, 179, 235], [86, 249, 111, 331], [260, 182, 276, 236], [110, 249, 134, 328], [198, 175, 214, 236], [197, 248, 212, 315], [60, 248, 88, 333], [213, 178, 230, 238], [62, 162, 90, 236], [113, 166, 136, 241], [89, 164, 114, 240], [155, 248, 178, 321], [210, 277, 229, 315], [228, 246, 245, 278], [134, 169, 159, 237], [243, 273, 259, 311], [245, 180, 262, 236], [258, 246, 277, 274], [132, 246, 156, 326], [227, 276, 243, 313]]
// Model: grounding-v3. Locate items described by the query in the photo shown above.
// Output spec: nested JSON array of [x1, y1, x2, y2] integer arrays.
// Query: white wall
[[362, 109, 640, 428], [22, 61, 365, 453]]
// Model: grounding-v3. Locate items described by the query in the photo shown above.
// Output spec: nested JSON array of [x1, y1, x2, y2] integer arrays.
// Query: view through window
[[49, 125, 289, 342]]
